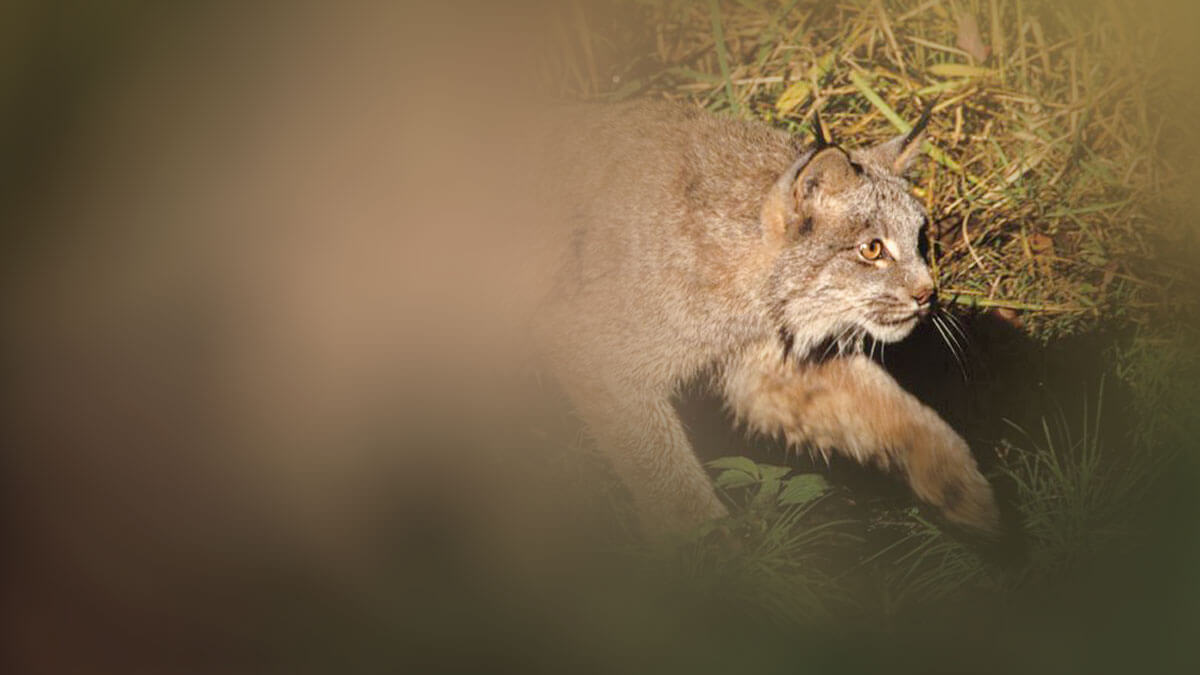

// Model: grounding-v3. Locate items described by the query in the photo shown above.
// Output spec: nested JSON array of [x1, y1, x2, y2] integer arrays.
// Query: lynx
[[537, 99, 999, 536]]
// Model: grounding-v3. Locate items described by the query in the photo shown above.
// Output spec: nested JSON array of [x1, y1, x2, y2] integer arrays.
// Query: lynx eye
[[859, 239, 886, 261]]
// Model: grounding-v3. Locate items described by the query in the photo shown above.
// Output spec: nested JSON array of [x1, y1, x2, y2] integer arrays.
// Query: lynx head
[[761, 105, 936, 357]]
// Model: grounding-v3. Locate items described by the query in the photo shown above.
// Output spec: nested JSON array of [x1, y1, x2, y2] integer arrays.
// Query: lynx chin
[[536, 99, 999, 536]]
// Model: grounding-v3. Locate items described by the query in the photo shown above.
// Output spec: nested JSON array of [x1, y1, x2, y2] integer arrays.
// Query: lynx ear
[[761, 146, 859, 240], [862, 100, 934, 175], [794, 146, 859, 199]]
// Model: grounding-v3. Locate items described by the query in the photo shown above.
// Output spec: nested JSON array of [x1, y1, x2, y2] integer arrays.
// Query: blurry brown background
[[3, 3, 590, 671]]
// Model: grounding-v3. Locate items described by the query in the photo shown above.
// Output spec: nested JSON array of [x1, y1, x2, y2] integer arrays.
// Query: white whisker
[[939, 313, 969, 369], [942, 309, 971, 349], [932, 314, 968, 381]]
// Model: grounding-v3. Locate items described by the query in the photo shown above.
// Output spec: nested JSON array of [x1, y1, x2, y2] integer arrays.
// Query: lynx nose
[[912, 285, 935, 313]]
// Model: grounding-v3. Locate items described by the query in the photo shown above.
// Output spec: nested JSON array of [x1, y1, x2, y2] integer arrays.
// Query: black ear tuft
[[901, 98, 936, 154], [812, 109, 830, 149]]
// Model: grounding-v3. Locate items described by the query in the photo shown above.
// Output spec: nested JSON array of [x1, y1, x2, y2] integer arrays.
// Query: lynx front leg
[[571, 388, 727, 537], [723, 344, 999, 532]]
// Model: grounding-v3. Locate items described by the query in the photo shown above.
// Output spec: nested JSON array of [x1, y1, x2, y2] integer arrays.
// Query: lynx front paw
[[932, 463, 1000, 533], [906, 429, 1000, 533]]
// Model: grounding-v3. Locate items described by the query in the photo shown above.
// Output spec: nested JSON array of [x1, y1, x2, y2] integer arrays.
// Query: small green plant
[[708, 455, 832, 513]]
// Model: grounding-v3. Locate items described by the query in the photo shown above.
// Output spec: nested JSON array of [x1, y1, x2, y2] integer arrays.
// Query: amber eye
[[859, 239, 885, 261]]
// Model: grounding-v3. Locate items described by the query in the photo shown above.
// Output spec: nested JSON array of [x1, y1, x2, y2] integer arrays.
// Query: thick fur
[[537, 100, 998, 535]]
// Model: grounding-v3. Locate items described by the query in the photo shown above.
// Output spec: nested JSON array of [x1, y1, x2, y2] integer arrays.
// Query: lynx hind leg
[[723, 344, 999, 532], [568, 385, 728, 537]]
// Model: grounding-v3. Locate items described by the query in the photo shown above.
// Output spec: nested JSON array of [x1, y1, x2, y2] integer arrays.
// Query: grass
[[996, 381, 1155, 583]]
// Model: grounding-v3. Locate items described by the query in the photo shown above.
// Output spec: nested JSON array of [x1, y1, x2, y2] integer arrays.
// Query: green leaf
[[755, 477, 783, 507], [758, 464, 792, 481], [778, 474, 831, 506], [715, 469, 758, 490], [707, 456, 761, 478]]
